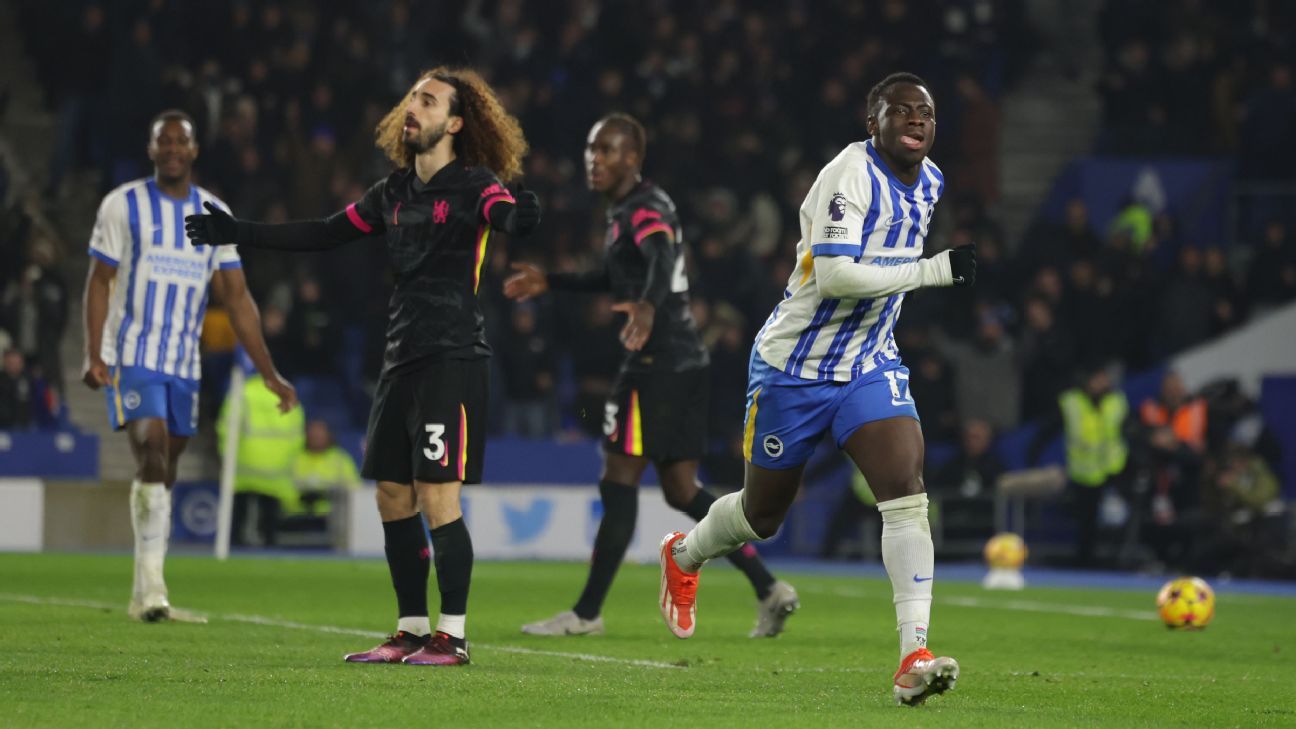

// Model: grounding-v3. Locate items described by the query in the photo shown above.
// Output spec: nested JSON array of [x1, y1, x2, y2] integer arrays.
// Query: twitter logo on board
[[503, 499, 553, 544]]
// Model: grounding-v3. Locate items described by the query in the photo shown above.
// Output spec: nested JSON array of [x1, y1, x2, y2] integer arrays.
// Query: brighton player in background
[[187, 68, 540, 666], [82, 110, 297, 623], [657, 73, 977, 706], [505, 114, 797, 638]]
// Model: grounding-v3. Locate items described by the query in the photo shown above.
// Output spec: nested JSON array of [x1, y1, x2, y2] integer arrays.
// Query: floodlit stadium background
[[0, 0, 1293, 578]]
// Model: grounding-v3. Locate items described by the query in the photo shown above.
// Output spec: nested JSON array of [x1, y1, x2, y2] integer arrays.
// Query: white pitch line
[[942, 595, 1160, 621], [792, 584, 1161, 621], [0, 593, 683, 670]]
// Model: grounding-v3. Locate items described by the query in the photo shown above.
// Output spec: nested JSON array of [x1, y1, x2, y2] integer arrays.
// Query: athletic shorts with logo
[[106, 365, 200, 437], [362, 358, 489, 484], [743, 350, 919, 469], [603, 366, 708, 462]]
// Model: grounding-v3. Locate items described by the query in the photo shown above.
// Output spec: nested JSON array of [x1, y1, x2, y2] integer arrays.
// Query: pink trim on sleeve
[[481, 193, 516, 221], [345, 202, 373, 233], [633, 222, 674, 246], [631, 208, 662, 228]]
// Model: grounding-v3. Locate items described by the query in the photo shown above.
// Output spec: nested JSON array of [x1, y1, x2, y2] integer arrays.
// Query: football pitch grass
[[1, 553, 1292, 728]]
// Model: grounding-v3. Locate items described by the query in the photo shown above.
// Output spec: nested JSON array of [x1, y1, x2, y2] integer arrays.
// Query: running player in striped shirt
[[657, 73, 977, 706], [81, 110, 297, 623]]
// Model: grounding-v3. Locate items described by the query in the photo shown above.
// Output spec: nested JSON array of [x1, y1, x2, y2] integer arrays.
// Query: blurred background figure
[[1034, 362, 1131, 568], [1135, 371, 1207, 571], [219, 352, 305, 547], [292, 418, 361, 517], [0, 349, 34, 430]]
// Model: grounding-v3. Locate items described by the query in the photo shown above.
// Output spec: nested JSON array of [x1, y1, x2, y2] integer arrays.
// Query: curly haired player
[[187, 67, 541, 666]]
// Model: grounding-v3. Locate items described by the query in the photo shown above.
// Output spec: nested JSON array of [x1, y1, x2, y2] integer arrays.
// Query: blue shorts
[[743, 351, 918, 469], [106, 366, 200, 437]]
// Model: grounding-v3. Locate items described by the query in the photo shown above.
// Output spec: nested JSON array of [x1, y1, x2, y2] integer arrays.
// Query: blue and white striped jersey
[[88, 178, 241, 380], [754, 140, 944, 382]]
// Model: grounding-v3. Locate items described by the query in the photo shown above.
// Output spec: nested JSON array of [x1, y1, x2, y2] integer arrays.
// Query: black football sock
[[383, 515, 431, 621], [573, 481, 639, 620], [430, 517, 474, 620], [685, 488, 777, 600]]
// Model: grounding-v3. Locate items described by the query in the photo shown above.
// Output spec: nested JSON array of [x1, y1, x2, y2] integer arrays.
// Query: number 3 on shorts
[[603, 403, 619, 437], [883, 370, 913, 406], [423, 423, 446, 461]]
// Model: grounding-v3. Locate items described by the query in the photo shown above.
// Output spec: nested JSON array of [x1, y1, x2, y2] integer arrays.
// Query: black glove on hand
[[948, 243, 976, 287], [505, 189, 542, 237], [185, 201, 239, 246]]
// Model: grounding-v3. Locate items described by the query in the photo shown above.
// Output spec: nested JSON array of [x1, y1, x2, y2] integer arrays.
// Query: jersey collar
[[864, 139, 920, 193], [409, 162, 468, 192]]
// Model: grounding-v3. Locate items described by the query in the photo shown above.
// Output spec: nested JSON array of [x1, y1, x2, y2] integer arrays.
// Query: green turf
[[0, 553, 1292, 728]]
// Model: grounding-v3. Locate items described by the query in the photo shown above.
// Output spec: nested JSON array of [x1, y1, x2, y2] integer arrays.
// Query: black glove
[[185, 201, 239, 246], [948, 243, 976, 287], [504, 189, 541, 237]]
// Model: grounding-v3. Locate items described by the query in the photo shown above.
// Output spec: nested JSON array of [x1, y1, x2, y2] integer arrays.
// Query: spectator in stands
[[1237, 62, 1295, 182], [928, 419, 1005, 500], [1106, 196, 1154, 255], [0, 349, 32, 430], [949, 73, 1001, 205], [937, 308, 1020, 432], [291, 419, 361, 517], [819, 467, 880, 562], [1048, 198, 1102, 265], [498, 302, 557, 438], [1019, 296, 1076, 422], [1097, 39, 1163, 154], [1034, 361, 1131, 568], [1246, 221, 1296, 312], [699, 302, 748, 488], [283, 275, 337, 377], [1201, 247, 1244, 335], [218, 352, 305, 547], [898, 326, 959, 443], [0, 235, 68, 394], [565, 293, 623, 438], [1136, 371, 1207, 570], [44, 3, 109, 199], [1199, 442, 1290, 578], [1152, 247, 1215, 359]]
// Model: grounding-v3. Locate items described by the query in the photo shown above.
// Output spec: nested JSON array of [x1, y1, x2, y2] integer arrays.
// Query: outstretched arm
[[814, 244, 976, 300], [485, 188, 542, 237], [212, 267, 297, 413], [611, 228, 675, 351], [186, 202, 368, 252]]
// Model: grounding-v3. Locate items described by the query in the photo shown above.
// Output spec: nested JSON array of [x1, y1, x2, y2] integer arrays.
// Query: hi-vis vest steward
[[1058, 389, 1128, 487]]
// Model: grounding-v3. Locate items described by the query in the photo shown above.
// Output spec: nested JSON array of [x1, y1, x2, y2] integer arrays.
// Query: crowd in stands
[[0, 144, 69, 430], [8, 1, 1294, 572], [1095, 0, 1295, 175]]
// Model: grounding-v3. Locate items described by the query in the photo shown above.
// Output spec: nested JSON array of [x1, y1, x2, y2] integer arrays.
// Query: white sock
[[436, 613, 466, 640], [130, 480, 171, 604], [673, 491, 760, 572], [397, 616, 431, 636], [879, 493, 934, 660]]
